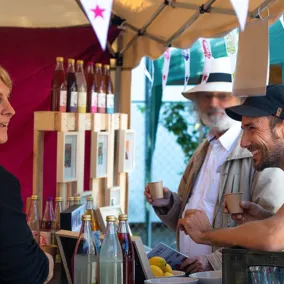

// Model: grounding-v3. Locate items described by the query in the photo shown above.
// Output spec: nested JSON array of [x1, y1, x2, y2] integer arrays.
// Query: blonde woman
[[0, 65, 53, 283]]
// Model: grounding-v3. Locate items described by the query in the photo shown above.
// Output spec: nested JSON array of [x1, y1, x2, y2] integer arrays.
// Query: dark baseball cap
[[225, 85, 284, 121]]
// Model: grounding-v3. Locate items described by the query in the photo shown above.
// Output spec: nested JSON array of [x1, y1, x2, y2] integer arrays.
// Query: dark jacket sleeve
[[0, 166, 48, 284]]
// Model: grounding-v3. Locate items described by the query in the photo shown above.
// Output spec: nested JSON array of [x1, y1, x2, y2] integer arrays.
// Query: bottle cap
[[67, 196, 74, 201], [77, 60, 84, 65], [55, 197, 63, 202], [104, 64, 110, 70], [82, 214, 92, 221], [106, 215, 116, 222], [118, 214, 128, 221], [86, 195, 93, 201], [31, 194, 39, 200], [95, 63, 102, 67], [68, 58, 75, 64], [47, 197, 53, 201], [74, 196, 81, 201], [56, 57, 64, 62]]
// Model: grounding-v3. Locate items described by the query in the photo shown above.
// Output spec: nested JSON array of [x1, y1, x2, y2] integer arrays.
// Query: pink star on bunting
[[163, 74, 167, 80], [91, 5, 105, 19], [202, 74, 208, 81]]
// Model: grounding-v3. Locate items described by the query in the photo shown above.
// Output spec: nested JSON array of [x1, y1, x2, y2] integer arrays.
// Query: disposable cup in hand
[[224, 192, 244, 214], [148, 181, 163, 200]]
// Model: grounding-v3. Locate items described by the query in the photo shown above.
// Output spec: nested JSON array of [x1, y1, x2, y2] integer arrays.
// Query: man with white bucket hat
[[144, 57, 284, 273]]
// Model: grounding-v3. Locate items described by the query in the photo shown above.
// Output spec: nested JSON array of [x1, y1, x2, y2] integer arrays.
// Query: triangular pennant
[[280, 15, 284, 28], [143, 60, 153, 83], [224, 29, 238, 79], [80, 0, 113, 50], [182, 49, 190, 91], [199, 38, 213, 84], [230, 0, 249, 31], [162, 48, 171, 91]]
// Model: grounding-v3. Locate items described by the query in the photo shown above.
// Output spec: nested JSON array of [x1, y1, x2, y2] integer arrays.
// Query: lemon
[[165, 264, 173, 273], [164, 272, 174, 277], [149, 256, 167, 272], [150, 265, 164, 277]]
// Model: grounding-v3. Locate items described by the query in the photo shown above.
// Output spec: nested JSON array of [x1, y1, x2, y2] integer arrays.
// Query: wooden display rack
[[31, 111, 129, 213]]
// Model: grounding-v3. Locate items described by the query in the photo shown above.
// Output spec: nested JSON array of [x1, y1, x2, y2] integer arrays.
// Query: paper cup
[[148, 181, 163, 200], [224, 192, 244, 214]]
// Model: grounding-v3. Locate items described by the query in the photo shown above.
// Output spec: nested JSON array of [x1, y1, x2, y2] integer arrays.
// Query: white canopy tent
[[1, 0, 284, 114]]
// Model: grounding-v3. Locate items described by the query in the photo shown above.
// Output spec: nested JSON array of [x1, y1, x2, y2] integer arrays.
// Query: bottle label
[[78, 91, 87, 113], [91, 92, 98, 113], [98, 93, 106, 113], [91, 262, 97, 284], [106, 94, 114, 114], [39, 231, 52, 246], [59, 90, 67, 112], [70, 91, 78, 108]]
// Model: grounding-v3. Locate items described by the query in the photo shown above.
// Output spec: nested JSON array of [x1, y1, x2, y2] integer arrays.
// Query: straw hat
[[182, 56, 233, 100]]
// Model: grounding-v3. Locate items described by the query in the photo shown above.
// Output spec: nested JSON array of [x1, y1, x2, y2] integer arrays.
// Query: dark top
[[0, 166, 48, 283]]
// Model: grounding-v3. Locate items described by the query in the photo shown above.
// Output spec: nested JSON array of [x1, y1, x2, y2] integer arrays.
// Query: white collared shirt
[[179, 122, 241, 257]]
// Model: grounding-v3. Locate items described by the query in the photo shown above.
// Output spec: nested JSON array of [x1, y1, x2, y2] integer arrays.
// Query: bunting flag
[[182, 48, 190, 91], [80, 0, 113, 50], [230, 0, 249, 31], [143, 60, 153, 83], [199, 38, 212, 84], [280, 15, 284, 28], [162, 48, 172, 91], [224, 29, 238, 79]]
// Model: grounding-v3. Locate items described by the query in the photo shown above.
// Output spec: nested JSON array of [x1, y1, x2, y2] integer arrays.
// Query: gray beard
[[199, 111, 236, 132]]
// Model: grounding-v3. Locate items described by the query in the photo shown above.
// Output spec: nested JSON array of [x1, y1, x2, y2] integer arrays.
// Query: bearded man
[[144, 57, 284, 273]]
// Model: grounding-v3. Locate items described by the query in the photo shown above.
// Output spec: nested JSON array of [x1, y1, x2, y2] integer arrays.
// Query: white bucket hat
[[182, 56, 233, 101]]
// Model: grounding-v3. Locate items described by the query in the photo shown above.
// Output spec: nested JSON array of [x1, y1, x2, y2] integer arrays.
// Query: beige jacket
[[156, 134, 284, 270]]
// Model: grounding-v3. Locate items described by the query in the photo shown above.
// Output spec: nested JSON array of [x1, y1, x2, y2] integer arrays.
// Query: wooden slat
[[33, 129, 44, 213], [34, 111, 55, 131]]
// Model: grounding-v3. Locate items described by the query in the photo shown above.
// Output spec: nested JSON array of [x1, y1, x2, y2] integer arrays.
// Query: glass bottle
[[100, 215, 123, 284], [67, 196, 75, 208], [50, 57, 67, 112], [86, 196, 101, 253], [27, 194, 40, 244], [86, 62, 97, 113], [74, 196, 81, 205], [53, 196, 63, 231], [40, 197, 55, 245], [66, 58, 78, 113], [73, 214, 98, 284], [76, 60, 87, 113], [96, 63, 106, 113], [104, 64, 115, 114], [118, 214, 135, 284]]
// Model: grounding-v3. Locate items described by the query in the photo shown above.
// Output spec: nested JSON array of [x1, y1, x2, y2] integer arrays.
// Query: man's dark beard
[[250, 130, 284, 171]]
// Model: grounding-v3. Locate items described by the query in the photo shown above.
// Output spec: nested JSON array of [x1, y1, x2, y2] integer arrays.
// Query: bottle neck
[[76, 64, 84, 73], [118, 220, 128, 234], [67, 200, 74, 207], [55, 202, 62, 215], [96, 66, 102, 75], [55, 61, 64, 71], [79, 220, 96, 255], [106, 221, 116, 235], [104, 68, 110, 77], [67, 63, 75, 73], [43, 200, 54, 219], [87, 65, 94, 74], [86, 200, 93, 210], [28, 200, 40, 219]]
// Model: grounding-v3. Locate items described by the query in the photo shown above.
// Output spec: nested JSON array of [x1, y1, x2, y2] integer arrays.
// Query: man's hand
[[180, 256, 213, 274], [144, 186, 172, 208], [178, 209, 212, 245], [223, 200, 273, 225]]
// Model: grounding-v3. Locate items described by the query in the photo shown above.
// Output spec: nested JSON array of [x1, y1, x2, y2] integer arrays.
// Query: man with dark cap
[[178, 84, 284, 251]]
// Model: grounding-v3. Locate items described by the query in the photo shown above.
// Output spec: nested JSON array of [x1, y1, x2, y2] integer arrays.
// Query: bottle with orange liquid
[[50, 57, 67, 112], [86, 62, 97, 113]]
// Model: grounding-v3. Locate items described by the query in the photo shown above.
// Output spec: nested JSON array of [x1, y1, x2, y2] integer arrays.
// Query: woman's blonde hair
[[0, 65, 12, 91]]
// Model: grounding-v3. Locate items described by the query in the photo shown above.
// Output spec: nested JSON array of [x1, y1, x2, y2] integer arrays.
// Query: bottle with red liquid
[[50, 57, 67, 112], [40, 197, 55, 245], [27, 194, 40, 244], [86, 62, 98, 113], [66, 58, 78, 113], [117, 214, 135, 284], [104, 64, 115, 114], [96, 63, 106, 113]]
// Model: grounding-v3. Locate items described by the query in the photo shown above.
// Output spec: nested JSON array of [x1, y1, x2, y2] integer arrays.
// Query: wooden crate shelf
[[32, 111, 129, 214]]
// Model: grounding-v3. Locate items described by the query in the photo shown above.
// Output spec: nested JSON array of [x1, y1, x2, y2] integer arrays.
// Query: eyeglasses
[[201, 93, 233, 102]]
